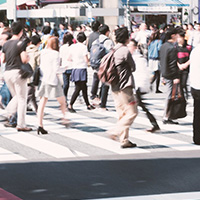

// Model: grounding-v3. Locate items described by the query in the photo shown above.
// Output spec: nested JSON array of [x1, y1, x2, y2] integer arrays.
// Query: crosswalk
[[0, 92, 196, 163]]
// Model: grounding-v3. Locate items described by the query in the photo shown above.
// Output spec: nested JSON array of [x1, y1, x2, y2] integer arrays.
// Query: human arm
[[127, 52, 136, 72], [177, 60, 190, 70], [20, 51, 30, 64], [1, 52, 5, 63]]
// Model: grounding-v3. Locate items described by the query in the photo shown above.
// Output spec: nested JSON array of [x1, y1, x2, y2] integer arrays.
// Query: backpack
[[90, 38, 108, 70], [97, 49, 119, 85]]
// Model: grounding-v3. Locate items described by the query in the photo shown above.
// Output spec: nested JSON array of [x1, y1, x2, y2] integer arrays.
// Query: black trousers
[[63, 70, 72, 101], [191, 87, 200, 144], [180, 71, 189, 99], [70, 81, 90, 106], [136, 89, 159, 128], [151, 70, 161, 92]]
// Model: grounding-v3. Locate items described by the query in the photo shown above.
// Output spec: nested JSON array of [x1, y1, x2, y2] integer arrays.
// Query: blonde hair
[[47, 36, 59, 51]]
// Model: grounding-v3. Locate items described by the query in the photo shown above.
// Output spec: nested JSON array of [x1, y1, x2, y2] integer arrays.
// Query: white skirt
[[148, 59, 160, 72], [37, 80, 64, 98]]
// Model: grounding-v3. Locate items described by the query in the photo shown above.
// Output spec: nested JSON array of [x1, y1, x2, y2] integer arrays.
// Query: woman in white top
[[60, 33, 74, 103], [68, 32, 94, 113], [37, 36, 68, 134]]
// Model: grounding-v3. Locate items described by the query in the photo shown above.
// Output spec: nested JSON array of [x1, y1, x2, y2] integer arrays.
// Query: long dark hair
[[148, 30, 160, 45]]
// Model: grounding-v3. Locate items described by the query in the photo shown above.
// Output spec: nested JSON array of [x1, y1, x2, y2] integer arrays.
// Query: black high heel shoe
[[37, 126, 48, 135]]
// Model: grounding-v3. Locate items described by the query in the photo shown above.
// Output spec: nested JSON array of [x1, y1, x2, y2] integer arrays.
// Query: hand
[[173, 79, 180, 84], [177, 63, 184, 70]]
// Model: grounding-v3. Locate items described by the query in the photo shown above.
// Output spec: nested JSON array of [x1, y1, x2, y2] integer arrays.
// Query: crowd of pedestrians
[[0, 19, 200, 148]]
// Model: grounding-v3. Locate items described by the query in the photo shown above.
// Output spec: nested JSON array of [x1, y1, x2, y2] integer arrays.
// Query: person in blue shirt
[[58, 23, 68, 45], [148, 30, 162, 93]]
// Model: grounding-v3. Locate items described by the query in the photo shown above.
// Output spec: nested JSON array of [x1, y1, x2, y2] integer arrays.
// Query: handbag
[[19, 63, 34, 79], [166, 83, 187, 120], [32, 66, 40, 86]]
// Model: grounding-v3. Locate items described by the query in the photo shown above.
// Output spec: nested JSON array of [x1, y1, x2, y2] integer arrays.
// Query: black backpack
[[90, 38, 108, 70]]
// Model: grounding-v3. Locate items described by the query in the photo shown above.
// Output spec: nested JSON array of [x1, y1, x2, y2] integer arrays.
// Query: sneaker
[[163, 119, 179, 125], [121, 141, 137, 148], [4, 122, 17, 128], [146, 126, 160, 133]]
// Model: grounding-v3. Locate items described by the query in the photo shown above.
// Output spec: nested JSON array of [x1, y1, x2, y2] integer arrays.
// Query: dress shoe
[[163, 119, 179, 125], [156, 90, 163, 93], [37, 126, 48, 134], [4, 122, 17, 128], [87, 105, 95, 110], [17, 127, 32, 132], [146, 126, 160, 133], [121, 141, 137, 148]]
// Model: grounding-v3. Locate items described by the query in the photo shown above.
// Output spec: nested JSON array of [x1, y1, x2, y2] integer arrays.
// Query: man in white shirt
[[189, 23, 200, 48], [190, 44, 200, 145], [134, 23, 150, 59]]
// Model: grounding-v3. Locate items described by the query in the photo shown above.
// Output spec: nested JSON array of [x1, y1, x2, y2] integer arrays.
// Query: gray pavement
[[0, 68, 199, 199]]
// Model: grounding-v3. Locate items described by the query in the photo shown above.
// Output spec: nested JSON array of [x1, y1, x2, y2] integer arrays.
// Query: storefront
[[121, 0, 190, 26]]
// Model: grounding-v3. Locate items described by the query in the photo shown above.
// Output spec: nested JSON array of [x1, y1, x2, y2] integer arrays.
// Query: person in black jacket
[[160, 27, 180, 124]]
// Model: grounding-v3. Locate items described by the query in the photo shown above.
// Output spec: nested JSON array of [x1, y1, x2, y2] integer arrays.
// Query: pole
[[14, 0, 17, 22], [127, 0, 131, 31]]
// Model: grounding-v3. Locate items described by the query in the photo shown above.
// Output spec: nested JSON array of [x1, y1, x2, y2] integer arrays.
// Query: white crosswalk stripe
[[0, 92, 196, 162]]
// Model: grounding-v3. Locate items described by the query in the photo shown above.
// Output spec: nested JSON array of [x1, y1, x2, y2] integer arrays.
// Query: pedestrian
[[176, 28, 191, 99], [128, 39, 160, 133], [148, 30, 163, 93], [1, 21, 32, 131], [189, 23, 200, 48], [90, 24, 114, 110], [160, 27, 180, 125], [58, 23, 68, 45], [60, 32, 74, 104], [68, 32, 95, 113], [109, 27, 138, 148], [134, 23, 150, 59], [26, 35, 41, 112], [37, 36, 68, 134], [190, 44, 200, 145], [87, 20, 100, 52]]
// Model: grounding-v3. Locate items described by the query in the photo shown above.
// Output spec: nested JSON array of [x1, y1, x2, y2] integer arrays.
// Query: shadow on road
[[0, 157, 200, 200]]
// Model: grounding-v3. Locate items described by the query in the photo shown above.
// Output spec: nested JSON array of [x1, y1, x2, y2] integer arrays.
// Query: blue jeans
[[0, 82, 11, 107]]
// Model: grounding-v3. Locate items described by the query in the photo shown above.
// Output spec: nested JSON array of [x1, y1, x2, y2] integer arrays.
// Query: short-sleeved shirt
[[2, 40, 23, 71], [69, 42, 88, 69]]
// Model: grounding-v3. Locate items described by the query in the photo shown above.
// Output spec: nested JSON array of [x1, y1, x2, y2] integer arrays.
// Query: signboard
[[121, 0, 189, 7], [39, 0, 80, 6], [0, 0, 6, 5]]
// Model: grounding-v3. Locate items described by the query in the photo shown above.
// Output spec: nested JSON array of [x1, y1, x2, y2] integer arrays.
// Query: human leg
[[112, 87, 138, 145], [191, 88, 200, 144], [90, 71, 100, 100], [80, 81, 90, 106], [100, 83, 109, 108], [69, 82, 81, 111], [62, 70, 71, 102], [37, 97, 48, 128], [136, 89, 159, 131]]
